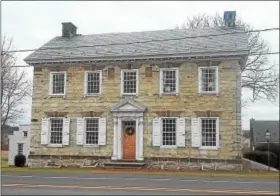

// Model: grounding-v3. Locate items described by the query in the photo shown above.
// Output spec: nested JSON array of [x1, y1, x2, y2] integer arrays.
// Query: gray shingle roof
[[24, 26, 249, 64], [1, 125, 19, 134], [251, 120, 279, 143]]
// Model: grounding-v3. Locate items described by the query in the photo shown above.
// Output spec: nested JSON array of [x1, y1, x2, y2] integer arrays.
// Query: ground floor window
[[85, 118, 99, 145], [161, 118, 177, 146], [201, 118, 217, 147], [50, 118, 63, 144]]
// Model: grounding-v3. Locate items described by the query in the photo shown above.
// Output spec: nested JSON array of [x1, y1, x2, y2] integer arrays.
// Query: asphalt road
[[1, 171, 279, 195]]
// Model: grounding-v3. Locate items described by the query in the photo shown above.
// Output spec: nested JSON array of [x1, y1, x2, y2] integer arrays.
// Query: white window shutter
[[76, 118, 84, 145], [216, 117, 220, 148], [159, 70, 163, 95], [41, 118, 49, 145], [98, 118, 106, 145], [177, 118, 185, 147], [62, 118, 70, 145], [152, 118, 161, 146], [191, 117, 201, 147]]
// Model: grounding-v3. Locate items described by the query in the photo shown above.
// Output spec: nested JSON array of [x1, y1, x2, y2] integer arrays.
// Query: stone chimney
[[223, 11, 236, 27], [62, 22, 77, 37]]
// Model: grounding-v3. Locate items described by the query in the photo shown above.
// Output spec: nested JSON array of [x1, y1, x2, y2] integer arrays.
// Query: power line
[[1, 27, 279, 54], [7, 51, 280, 68]]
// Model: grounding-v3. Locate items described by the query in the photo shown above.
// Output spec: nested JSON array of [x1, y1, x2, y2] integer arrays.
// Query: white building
[[8, 125, 31, 166]]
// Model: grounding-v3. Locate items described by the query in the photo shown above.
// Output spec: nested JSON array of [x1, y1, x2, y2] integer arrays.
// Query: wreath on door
[[125, 127, 135, 136]]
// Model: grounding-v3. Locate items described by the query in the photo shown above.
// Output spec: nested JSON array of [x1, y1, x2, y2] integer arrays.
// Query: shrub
[[243, 150, 278, 169], [255, 143, 280, 156], [14, 154, 26, 167], [255, 143, 280, 169]]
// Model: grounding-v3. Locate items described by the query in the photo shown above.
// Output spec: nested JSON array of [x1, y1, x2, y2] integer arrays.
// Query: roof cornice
[[25, 51, 249, 66]]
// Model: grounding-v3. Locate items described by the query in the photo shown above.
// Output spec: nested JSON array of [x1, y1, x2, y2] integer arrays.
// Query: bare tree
[[1, 36, 31, 125], [178, 13, 279, 103]]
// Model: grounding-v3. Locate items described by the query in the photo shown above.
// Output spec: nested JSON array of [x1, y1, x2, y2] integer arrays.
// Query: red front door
[[122, 121, 136, 160]]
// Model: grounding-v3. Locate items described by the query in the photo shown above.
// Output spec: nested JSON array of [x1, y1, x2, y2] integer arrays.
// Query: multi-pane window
[[201, 118, 217, 147], [162, 118, 177, 146], [122, 70, 138, 94], [86, 71, 101, 95], [23, 131, 27, 137], [50, 118, 63, 144], [85, 118, 99, 145], [199, 67, 218, 93], [161, 69, 178, 94], [17, 143, 23, 155], [50, 72, 66, 95]]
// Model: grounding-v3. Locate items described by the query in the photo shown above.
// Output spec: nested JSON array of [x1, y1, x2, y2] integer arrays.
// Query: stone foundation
[[28, 155, 242, 171], [145, 157, 242, 171]]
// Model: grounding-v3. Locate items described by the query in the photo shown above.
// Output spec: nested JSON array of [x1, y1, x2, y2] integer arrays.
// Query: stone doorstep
[[103, 161, 146, 169], [104, 161, 146, 166], [111, 159, 144, 163]]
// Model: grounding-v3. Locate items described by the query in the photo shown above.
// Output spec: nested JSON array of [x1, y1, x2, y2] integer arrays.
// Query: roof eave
[[24, 50, 250, 65]]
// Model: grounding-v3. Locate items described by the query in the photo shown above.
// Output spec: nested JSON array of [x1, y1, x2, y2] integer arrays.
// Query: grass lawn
[[1, 150, 8, 168], [1, 150, 278, 180]]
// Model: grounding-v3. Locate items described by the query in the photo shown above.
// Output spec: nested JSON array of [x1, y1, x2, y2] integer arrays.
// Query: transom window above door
[[121, 70, 139, 95], [84, 71, 102, 95]]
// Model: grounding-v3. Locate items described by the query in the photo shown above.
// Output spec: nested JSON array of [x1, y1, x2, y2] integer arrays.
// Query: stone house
[[8, 125, 31, 166], [24, 12, 249, 170]]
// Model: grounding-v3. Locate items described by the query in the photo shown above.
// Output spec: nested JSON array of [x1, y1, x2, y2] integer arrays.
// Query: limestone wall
[[30, 60, 241, 162]]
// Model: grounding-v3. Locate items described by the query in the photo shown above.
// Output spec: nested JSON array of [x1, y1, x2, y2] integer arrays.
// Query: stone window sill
[[160, 145, 177, 149], [48, 95, 65, 98], [199, 146, 219, 151], [47, 144, 63, 148], [159, 93, 179, 97], [83, 144, 99, 148], [83, 94, 101, 97], [198, 92, 219, 96]]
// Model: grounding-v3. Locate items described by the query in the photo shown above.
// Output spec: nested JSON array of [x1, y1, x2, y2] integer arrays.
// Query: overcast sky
[[2, 1, 279, 129]]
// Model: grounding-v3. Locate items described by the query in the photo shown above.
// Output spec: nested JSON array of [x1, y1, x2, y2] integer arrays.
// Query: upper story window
[[198, 67, 218, 93], [49, 72, 66, 95], [23, 131, 28, 137], [85, 71, 102, 95], [121, 70, 139, 95], [160, 68, 179, 95]]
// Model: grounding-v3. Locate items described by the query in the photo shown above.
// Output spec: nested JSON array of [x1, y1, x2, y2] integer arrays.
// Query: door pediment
[[111, 99, 146, 113]]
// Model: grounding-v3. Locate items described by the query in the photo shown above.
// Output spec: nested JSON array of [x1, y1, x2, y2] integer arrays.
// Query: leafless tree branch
[[178, 12, 279, 104], [1, 36, 32, 125]]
